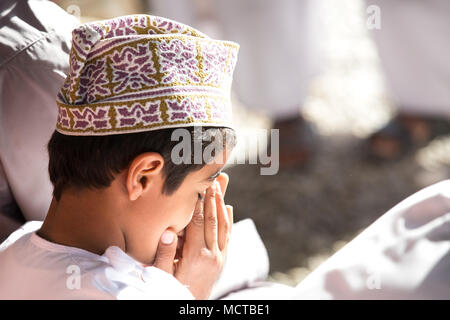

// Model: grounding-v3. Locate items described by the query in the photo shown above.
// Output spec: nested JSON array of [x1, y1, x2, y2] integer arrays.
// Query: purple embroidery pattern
[[71, 106, 111, 130], [116, 101, 162, 128], [165, 98, 208, 122], [201, 43, 228, 85], [104, 16, 146, 38], [150, 16, 185, 35], [210, 99, 230, 122], [63, 48, 83, 101], [225, 48, 238, 78], [57, 15, 238, 135], [101, 15, 203, 39], [78, 59, 111, 104], [158, 39, 201, 84], [57, 108, 71, 129], [111, 43, 158, 94], [72, 26, 99, 51]]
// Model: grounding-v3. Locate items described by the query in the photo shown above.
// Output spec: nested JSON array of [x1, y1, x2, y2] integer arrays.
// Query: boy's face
[[122, 148, 232, 265]]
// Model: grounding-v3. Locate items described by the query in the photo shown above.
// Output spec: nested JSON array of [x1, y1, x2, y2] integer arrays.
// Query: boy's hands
[[175, 176, 233, 300], [153, 173, 233, 300], [153, 229, 178, 275]]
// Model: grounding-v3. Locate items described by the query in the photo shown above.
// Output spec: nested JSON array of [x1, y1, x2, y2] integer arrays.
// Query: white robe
[[149, 0, 322, 120], [367, 0, 450, 117], [292, 179, 450, 299], [0, 0, 79, 227]]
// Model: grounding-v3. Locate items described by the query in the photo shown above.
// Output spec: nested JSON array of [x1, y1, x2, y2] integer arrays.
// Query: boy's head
[[48, 127, 236, 202], [48, 126, 235, 262], [45, 15, 239, 263]]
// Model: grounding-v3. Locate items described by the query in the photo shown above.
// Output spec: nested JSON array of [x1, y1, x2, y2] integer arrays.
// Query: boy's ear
[[126, 152, 164, 201]]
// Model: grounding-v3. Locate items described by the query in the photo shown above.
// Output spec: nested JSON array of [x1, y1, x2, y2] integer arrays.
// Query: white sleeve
[[210, 219, 270, 299], [89, 266, 194, 300], [139, 267, 195, 300], [90, 246, 195, 300]]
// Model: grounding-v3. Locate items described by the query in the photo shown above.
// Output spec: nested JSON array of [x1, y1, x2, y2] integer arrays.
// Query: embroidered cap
[[56, 15, 239, 136]]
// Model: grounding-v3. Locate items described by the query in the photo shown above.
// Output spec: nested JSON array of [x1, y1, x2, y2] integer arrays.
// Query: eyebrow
[[205, 169, 222, 182]]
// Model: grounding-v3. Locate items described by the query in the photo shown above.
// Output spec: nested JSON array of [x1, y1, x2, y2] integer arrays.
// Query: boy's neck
[[38, 190, 127, 256]]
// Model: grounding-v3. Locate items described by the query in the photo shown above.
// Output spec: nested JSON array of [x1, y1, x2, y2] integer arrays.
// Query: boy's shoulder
[[0, 221, 111, 299]]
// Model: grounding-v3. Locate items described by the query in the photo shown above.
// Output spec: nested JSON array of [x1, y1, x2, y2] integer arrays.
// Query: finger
[[226, 205, 233, 236], [216, 172, 229, 197], [203, 183, 218, 250], [216, 181, 230, 251], [184, 195, 206, 251], [153, 229, 178, 274]]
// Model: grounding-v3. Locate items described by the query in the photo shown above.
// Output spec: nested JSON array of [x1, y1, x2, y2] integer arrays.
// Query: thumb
[[153, 229, 178, 274]]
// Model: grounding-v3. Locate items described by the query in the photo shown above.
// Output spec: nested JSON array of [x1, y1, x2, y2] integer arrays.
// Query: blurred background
[[54, 0, 450, 286]]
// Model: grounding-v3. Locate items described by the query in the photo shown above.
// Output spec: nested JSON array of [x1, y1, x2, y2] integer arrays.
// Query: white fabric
[[293, 180, 450, 299], [151, 0, 450, 118], [0, 221, 194, 299], [212, 0, 322, 119], [0, 218, 271, 300], [0, 0, 79, 223], [367, 0, 450, 117], [211, 218, 271, 299]]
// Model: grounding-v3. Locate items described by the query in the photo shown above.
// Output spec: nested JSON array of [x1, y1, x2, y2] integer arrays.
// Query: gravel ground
[[223, 0, 450, 286]]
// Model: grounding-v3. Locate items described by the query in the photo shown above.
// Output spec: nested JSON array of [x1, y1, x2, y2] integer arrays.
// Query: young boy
[[0, 14, 240, 300]]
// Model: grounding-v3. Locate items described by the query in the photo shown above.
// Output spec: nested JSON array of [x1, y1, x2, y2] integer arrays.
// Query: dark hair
[[47, 126, 237, 201]]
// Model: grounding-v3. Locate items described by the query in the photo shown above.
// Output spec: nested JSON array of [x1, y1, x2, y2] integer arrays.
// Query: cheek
[[169, 187, 207, 230], [182, 194, 200, 226], [184, 196, 198, 224], [168, 194, 197, 230]]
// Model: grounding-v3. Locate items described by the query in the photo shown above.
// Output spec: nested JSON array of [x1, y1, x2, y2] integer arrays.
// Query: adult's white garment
[[367, 0, 450, 117], [293, 180, 450, 299], [0, 0, 79, 228]]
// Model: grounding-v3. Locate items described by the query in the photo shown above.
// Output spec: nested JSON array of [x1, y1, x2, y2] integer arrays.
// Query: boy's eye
[[198, 193, 203, 200]]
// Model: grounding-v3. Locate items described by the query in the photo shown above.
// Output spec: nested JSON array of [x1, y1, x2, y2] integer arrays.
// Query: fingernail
[[161, 231, 174, 245]]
